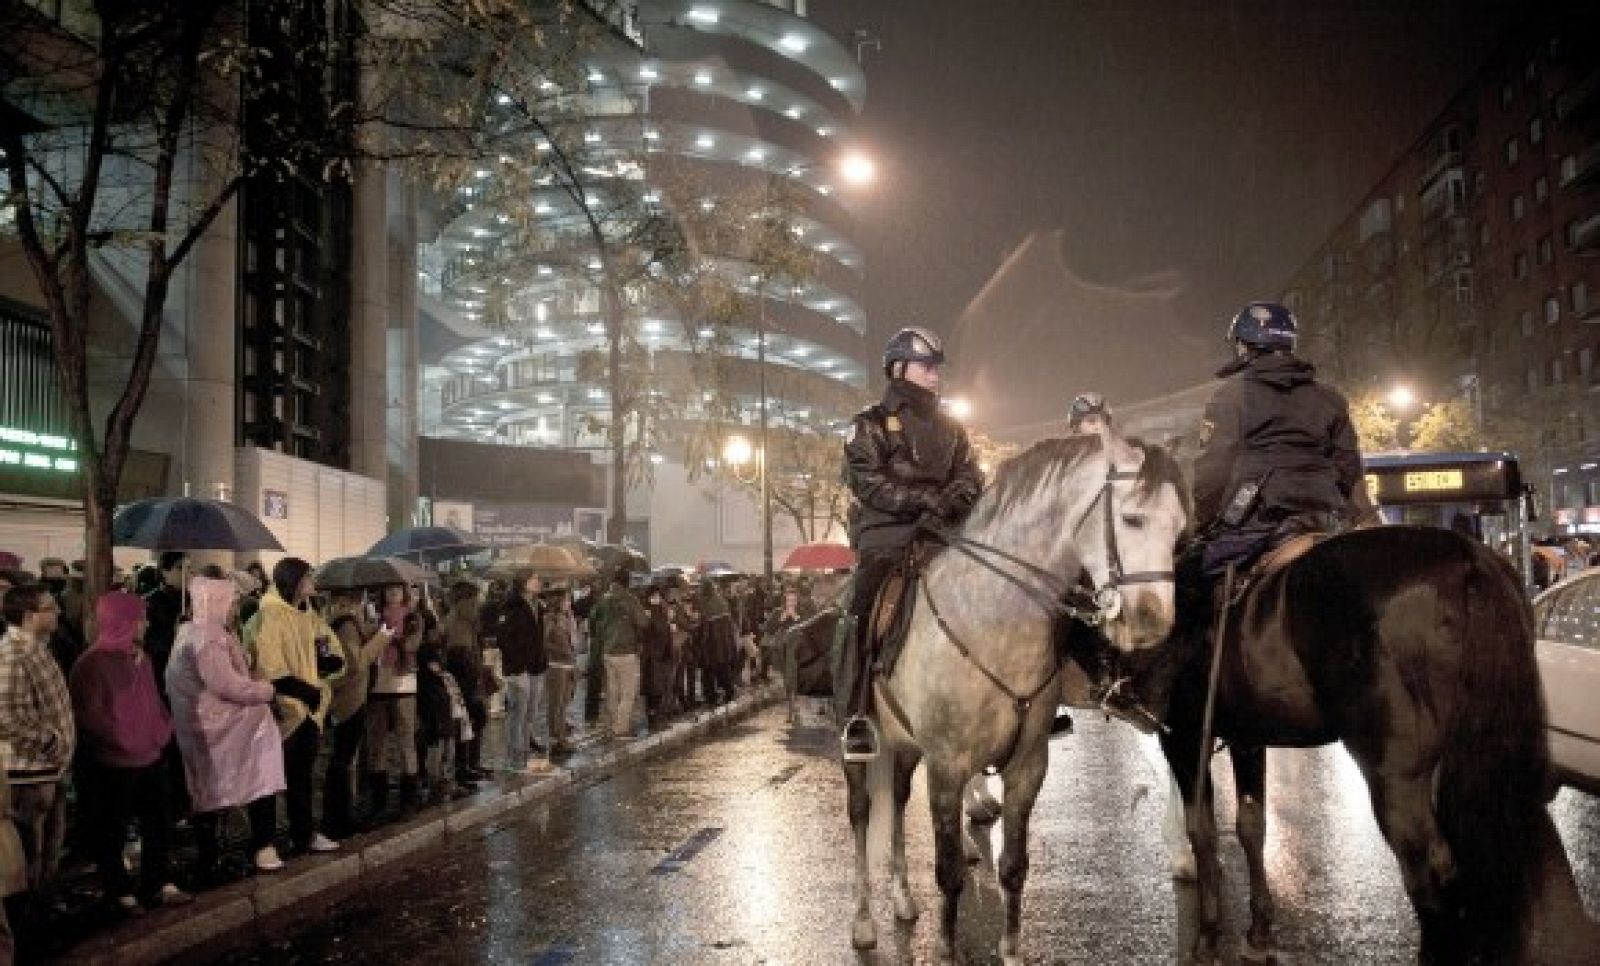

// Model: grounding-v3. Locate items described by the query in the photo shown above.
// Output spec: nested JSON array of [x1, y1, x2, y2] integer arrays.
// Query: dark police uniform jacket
[[1193, 352, 1362, 531], [843, 380, 984, 553]]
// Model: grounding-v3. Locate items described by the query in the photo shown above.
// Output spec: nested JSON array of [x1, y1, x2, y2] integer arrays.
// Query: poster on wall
[[433, 500, 475, 532], [474, 504, 585, 547], [262, 489, 289, 519]]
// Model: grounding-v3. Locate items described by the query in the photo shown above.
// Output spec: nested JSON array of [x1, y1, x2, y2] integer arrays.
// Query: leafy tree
[[1409, 397, 1478, 452], [1347, 391, 1400, 452]]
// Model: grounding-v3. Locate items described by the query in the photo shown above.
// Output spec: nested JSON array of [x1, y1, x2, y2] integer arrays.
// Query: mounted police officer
[[1191, 301, 1364, 576], [1066, 392, 1113, 436], [839, 326, 983, 760]]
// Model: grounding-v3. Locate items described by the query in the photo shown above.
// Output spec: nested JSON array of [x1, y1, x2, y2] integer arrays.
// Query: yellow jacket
[[246, 590, 342, 738]]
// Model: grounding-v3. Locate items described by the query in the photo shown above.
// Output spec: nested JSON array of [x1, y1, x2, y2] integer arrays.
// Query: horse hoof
[[893, 892, 920, 923], [851, 918, 877, 950], [935, 936, 957, 964], [999, 935, 1022, 965], [1240, 937, 1277, 963], [1170, 851, 1197, 882]]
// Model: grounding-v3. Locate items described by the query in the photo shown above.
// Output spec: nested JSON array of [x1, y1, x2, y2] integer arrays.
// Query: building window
[[1567, 219, 1582, 248], [1546, 294, 1562, 324], [1473, 170, 1486, 196], [1478, 222, 1490, 248], [1527, 366, 1539, 392], [1561, 155, 1578, 184], [1538, 235, 1554, 266], [1395, 192, 1406, 213], [1534, 175, 1549, 203], [1552, 358, 1565, 384], [1525, 57, 1538, 84], [1583, 347, 1595, 382], [1511, 194, 1526, 221], [1502, 81, 1515, 109], [1455, 272, 1474, 306], [1575, 282, 1591, 316], [1522, 309, 1535, 336], [1514, 251, 1529, 279], [1530, 117, 1544, 145]]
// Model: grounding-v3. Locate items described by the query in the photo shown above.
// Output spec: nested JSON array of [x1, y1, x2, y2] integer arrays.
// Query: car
[[1531, 569, 1600, 796]]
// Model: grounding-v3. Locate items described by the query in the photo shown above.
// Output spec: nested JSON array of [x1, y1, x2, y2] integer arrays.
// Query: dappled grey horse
[[844, 433, 1189, 964]]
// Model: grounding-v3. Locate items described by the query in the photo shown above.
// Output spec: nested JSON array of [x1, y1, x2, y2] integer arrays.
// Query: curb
[[60, 684, 782, 966]]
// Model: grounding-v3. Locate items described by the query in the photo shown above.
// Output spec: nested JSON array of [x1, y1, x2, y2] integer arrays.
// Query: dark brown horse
[[1143, 524, 1589, 964]]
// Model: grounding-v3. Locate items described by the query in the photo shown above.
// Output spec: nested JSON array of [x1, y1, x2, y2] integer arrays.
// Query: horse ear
[[1105, 431, 1141, 468]]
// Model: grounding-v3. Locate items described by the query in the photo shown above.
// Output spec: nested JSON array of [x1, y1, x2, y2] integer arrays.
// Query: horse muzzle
[[1105, 585, 1175, 649]]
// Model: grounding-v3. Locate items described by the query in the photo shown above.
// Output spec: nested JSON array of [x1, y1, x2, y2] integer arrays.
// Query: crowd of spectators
[[0, 547, 823, 961]]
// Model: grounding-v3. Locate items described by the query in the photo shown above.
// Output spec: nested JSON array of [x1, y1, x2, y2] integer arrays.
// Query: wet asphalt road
[[224, 707, 1600, 965]]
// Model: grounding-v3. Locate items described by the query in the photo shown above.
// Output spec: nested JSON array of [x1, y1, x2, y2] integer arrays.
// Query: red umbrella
[[782, 542, 856, 572]]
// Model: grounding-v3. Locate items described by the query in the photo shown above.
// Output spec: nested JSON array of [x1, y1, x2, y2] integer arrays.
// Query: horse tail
[[1436, 546, 1550, 954]]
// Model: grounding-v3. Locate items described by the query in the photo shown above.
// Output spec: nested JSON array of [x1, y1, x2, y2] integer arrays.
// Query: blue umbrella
[[113, 497, 284, 552], [366, 526, 486, 561]]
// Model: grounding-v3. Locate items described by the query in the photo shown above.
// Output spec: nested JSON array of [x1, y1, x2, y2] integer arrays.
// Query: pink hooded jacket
[[68, 591, 173, 769], [164, 575, 284, 811]]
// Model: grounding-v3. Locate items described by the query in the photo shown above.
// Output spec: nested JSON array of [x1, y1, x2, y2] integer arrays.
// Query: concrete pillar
[[385, 170, 420, 530], [348, 158, 389, 484]]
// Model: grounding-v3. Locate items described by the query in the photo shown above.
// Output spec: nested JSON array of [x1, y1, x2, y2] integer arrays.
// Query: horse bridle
[[921, 465, 1177, 627]]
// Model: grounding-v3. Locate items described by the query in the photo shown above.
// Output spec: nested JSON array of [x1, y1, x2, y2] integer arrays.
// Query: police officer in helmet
[[840, 326, 983, 759], [1191, 301, 1363, 577], [1067, 392, 1113, 436]]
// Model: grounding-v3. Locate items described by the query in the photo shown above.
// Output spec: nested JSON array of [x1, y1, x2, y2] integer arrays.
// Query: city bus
[[1363, 450, 1532, 587]]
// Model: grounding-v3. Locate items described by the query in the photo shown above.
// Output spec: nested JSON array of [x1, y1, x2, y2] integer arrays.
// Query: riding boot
[[398, 775, 423, 817]]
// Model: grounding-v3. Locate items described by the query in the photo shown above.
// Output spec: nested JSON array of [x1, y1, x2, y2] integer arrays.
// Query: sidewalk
[[49, 683, 783, 966]]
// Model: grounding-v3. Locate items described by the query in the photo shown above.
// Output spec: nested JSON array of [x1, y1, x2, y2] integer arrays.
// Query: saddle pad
[[869, 563, 919, 678]]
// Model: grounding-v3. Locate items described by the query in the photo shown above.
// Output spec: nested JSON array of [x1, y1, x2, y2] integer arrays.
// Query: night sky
[[812, 0, 1521, 432]]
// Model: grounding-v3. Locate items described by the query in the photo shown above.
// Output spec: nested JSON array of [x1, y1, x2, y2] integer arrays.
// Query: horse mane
[[968, 434, 1188, 529]]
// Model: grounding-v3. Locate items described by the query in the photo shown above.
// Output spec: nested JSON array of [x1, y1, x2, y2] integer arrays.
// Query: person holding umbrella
[[245, 559, 344, 856]]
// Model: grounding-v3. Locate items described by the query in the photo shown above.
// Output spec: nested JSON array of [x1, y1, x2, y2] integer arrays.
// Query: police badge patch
[[1198, 418, 1215, 446]]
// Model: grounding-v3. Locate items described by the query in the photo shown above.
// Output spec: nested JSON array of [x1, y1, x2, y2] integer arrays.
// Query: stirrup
[[841, 715, 880, 762]]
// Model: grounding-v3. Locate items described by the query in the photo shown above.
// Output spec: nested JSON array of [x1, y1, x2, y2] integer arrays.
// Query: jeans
[[282, 720, 323, 847], [9, 779, 66, 895], [544, 665, 576, 746], [77, 757, 173, 897], [604, 654, 641, 738], [503, 672, 538, 768], [365, 695, 418, 775], [323, 707, 366, 832]]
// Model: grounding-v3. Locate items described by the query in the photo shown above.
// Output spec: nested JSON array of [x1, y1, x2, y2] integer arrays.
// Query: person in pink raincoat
[[164, 574, 287, 878]]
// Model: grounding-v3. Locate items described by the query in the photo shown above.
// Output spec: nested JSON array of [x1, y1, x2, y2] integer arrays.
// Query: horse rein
[[894, 463, 1178, 770]]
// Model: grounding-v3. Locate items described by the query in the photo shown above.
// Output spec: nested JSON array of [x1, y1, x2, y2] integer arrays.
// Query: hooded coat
[[68, 592, 173, 769], [246, 570, 341, 739], [165, 576, 285, 812], [1192, 352, 1363, 530]]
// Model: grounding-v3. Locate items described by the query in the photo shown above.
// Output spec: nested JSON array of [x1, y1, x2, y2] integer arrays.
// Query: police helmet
[[1227, 302, 1298, 351], [1067, 392, 1113, 429], [882, 326, 945, 378]]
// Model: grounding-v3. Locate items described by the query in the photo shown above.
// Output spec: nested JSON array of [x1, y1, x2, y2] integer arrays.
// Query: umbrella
[[593, 543, 648, 574], [782, 542, 856, 572], [366, 526, 486, 561], [314, 555, 434, 590], [490, 543, 596, 579], [113, 497, 284, 552], [695, 559, 738, 575]]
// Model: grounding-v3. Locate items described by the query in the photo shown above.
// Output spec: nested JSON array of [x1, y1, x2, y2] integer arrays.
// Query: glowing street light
[[723, 435, 754, 466], [1388, 384, 1417, 412], [837, 152, 876, 186], [944, 396, 973, 421]]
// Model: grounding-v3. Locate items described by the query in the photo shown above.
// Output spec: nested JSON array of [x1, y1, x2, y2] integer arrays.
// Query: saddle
[[1224, 532, 1320, 607]]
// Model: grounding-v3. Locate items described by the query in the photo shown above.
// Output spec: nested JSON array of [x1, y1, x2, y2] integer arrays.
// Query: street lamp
[[944, 396, 973, 421], [1388, 384, 1417, 413], [722, 435, 755, 470], [837, 152, 877, 186]]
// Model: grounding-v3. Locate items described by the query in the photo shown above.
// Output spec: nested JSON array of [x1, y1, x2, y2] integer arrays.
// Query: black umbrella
[[314, 555, 435, 590], [366, 526, 486, 562], [113, 497, 284, 552]]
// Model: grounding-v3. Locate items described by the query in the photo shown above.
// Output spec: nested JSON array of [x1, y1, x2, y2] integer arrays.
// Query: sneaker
[[307, 833, 340, 854], [154, 883, 194, 907], [522, 759, 553, 776], [115, 894, 146, 916], [254, 846, 285, 872]]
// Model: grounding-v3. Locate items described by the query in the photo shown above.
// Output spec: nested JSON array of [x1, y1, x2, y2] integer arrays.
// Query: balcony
[[1564, 146, 1600, 191], [1419, 152, 1463, 191]]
